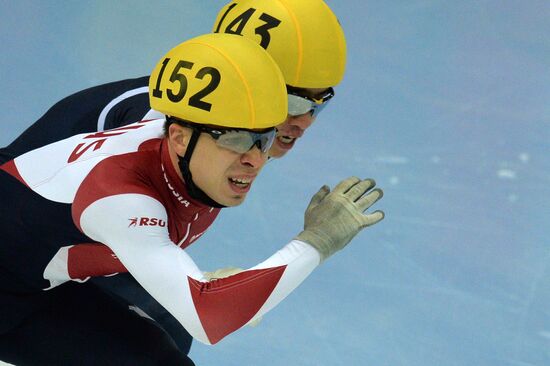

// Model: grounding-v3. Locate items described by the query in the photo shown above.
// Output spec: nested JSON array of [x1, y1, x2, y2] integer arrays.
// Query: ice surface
[[1, 1, 549, 365]]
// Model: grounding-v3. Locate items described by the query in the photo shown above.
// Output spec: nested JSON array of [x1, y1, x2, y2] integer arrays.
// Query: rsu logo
[[128, 217, 167, 227]]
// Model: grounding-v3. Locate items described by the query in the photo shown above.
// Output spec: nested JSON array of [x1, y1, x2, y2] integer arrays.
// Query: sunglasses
[[174, 119, 276, 154], [287, 87, 335, 117]]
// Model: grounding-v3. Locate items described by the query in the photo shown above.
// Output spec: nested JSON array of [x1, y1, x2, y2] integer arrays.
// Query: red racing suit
[[0, 118, 320, 345]]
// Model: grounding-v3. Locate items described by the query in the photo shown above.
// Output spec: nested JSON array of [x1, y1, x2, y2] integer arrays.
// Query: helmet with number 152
[[149, 33, 287, 130], [213, 0, 347, 88]]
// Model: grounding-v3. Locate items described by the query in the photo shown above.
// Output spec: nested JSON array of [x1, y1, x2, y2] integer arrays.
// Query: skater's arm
[[77, 177, 384, 345]]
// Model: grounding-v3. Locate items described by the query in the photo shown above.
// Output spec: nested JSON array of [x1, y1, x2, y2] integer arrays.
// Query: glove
[[203, 266, 263, 327], [295, 177, 384, 262]]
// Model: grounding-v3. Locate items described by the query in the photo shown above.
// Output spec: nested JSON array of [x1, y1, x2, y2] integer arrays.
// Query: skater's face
[[269, 87, 334, 159], [168, 122, 273, 207]]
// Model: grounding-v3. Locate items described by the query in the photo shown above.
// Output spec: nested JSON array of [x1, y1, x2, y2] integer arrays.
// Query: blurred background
[[1, 1, 549, 365]]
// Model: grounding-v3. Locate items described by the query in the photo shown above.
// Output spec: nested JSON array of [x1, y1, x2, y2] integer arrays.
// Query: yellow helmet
[[213, 0, 347, 88], [149, 33, 287, 130]]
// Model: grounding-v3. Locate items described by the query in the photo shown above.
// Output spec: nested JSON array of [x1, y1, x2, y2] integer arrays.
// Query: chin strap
[[177, 126, 225, 209]]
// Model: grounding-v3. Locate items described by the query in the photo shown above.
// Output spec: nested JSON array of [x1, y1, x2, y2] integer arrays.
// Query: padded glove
[[295, 177, 384, 262]]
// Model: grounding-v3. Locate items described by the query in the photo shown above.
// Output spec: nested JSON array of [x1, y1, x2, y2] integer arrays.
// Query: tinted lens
[[310, 102, 328, 117], [258, 128, 276, 153], [287, 94, 314, 116], [216, 129, 276, 154], [287, 88, 334, 117]]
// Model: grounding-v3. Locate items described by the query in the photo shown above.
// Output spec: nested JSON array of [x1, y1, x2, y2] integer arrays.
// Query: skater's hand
[[295, 177, 384, 262]]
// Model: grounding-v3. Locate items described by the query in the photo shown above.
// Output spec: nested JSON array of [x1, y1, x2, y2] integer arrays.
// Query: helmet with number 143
[[213, 0, 347, 158]]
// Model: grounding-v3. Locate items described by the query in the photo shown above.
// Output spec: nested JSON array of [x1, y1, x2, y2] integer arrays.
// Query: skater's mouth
[[275, 135, 296, 150]]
